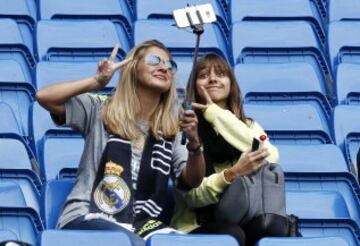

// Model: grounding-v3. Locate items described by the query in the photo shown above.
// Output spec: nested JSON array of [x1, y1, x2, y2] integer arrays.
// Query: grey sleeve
[[171, 133, 188, 178], [52, 93, 102, 135]]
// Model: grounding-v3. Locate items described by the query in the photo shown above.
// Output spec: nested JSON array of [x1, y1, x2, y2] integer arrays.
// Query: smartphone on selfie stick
[[172, 4, 217, 145]]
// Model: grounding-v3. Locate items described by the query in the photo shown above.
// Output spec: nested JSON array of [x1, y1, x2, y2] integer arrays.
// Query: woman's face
[[136, 46, 175, 93], [196, 65, 231, 108]]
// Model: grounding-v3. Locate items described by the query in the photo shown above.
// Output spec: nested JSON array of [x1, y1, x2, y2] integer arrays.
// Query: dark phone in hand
[[252, 138, 260, 151]]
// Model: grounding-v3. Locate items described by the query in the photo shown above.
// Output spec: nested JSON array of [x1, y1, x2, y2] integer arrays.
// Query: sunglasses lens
[[164, 60, 177, 73], [169, 60, 177, 73], [145, 54, 177, 73], [145, 55, 161, 65]]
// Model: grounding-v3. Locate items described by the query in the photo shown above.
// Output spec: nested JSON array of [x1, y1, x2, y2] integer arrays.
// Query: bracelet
[[94, 73, 105, 84], [186, 143, 203, 156]]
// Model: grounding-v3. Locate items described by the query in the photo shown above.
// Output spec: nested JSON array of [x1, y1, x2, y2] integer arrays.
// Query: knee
[[221, 224, 246, 246], [244, 214, 289, 245]]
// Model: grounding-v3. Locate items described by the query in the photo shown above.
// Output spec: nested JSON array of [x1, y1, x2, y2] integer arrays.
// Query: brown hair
[[188, 53, 248, 122]]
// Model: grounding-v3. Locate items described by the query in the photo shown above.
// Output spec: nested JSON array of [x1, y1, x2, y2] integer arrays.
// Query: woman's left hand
[[179, 108, 200, 147]]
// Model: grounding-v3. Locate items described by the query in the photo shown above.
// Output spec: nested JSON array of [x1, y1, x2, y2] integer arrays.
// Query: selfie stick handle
[[181, 10, 204, 145]]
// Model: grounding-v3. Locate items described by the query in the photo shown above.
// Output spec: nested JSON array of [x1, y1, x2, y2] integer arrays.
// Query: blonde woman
[[36, 40, 205, 245]]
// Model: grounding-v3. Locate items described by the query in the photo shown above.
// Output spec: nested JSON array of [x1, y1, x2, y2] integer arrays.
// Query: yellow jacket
[[170, 104, 279, 232]]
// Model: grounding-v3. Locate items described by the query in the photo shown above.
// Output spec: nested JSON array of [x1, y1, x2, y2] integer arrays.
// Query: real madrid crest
[[94, 161, 131, 214]]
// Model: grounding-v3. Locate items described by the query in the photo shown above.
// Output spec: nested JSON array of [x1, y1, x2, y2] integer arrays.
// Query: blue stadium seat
[[278, 144, 349, 173], [311, 0, 328, 21], [232, 21, 332, 98], [329, 0, 360, 22], [1, 0, 37, 20], [235, 63, 331, 119], [231, 0, 325, 45], [286, 191, 350, 220], [244, 104, 332, 144], [40, 230, 133, 246], [0, 181, 42, 231], [0, 229, 18, 242], [0, 181, 33, 213], [328, 21, 360, 72], [37, 20, 127, 62], [9, 0, 37, 20], [0, 101, 24, 136], [36, 61, 119, 92], [126, 0, 135, 15], [257, 237, 348, 246], [0, 59, 35, 90], [136, 0, 229, 38], [0, 59, 35, 141], [43, 179, 74, 229], [300, 221, 359, 246], [134, 19, 229, 64], [219, 0, 229, 11], [31, 102, 83, 180], [0, 213, 42, 246], [286, 174, 360, 229], [0, 19, 35, 86], [0, 89, 33, 138], [336, 63, 360, 105], [0, 0, 36, 54], [333, 105, 360, 174], [146, 234, 238, 246], [174, 60, 192, 99], [39, 0, 132, 46], [0, 138, 42, 215], [43, 137, 84, 180]]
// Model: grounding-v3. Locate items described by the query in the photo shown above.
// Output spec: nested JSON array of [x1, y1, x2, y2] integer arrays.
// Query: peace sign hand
[[192, 86, 214, 112], [94, 43, 131, 89]]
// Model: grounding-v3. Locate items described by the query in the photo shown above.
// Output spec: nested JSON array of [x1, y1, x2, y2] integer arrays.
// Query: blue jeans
[[62, 215, 145, 246]]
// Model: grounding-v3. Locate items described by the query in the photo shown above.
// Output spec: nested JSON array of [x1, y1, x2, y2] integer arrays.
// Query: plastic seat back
[[232, 21, 332, 96], [328, 21, 360, 72], [146, 234, 238, 246], [39, 0, 132, 47], [336, 63, 360, 105], [31, 102, 83, 180], [278, 144, 349, 173], [257, 237, 348, 246], [37, 20, 127, 62], [333, 105, 360, 173], [244, 104, 332, 144], [329, 0, 360, 22], [235, 63, 331, 118], [40, 230, 133, 246], [36, 61, 118, 91], [286, 174, 360, 229], [43, 179, 74, 229], [231, 0, 325, 45]]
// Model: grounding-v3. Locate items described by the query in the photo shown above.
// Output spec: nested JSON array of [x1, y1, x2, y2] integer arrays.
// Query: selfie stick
[[181, 8, 205, 145]]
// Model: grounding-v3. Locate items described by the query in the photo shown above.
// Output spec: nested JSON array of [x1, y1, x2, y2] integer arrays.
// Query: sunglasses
[[144, 54, 177, 74]]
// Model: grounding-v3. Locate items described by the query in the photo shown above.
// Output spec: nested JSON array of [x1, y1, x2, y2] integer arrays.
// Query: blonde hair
[[102, 40, 178, 140]]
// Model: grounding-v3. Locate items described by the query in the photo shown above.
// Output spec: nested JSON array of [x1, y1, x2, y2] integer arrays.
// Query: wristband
[[186, 143, 203, 156], [94, 73, 105, 84]]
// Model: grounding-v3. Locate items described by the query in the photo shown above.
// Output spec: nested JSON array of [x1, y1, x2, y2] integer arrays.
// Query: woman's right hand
[[94, 44, 131, 89], [192, 86, 213, 112], [224, 148, 269, 183]]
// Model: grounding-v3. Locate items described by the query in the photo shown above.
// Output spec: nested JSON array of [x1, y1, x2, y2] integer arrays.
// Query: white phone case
[[173, 3, 217, 28]]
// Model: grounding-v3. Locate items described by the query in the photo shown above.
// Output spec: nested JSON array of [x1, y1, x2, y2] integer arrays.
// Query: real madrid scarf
[[89, 134, 174, 236]]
